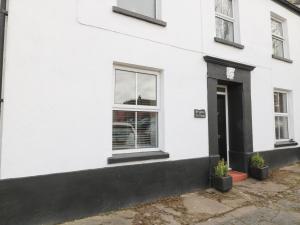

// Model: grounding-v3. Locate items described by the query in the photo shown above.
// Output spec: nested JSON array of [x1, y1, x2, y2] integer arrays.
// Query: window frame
[[271, 13, 291, 60], [271, 18, 285, 58], [215, 0, 240, 43], [112, 64, 161, 154], [273, 90, 292, 142], [117, 0, 161, 19]]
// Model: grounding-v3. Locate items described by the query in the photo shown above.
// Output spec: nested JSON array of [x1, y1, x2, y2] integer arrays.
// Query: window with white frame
[[274, 91, 291, 141], [215, 0, 236, 42], [271, 18, 286, 58], [117, 0, 158, 18], [113, 66, 159, 152]]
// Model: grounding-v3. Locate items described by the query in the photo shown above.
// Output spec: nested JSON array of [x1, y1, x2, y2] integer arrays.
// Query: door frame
[[204, 55, 255, 174], [217, 85, 230, 168]]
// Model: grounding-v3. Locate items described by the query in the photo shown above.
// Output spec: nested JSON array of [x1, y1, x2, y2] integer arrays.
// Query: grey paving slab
[[182, 193, 232, 215]]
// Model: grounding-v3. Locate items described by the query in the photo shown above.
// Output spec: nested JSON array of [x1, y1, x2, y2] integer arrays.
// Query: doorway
[[217, 86, 229, 167]]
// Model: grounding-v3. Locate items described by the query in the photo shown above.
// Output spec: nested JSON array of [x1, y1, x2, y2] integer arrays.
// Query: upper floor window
[[271, 13, 291, 62], [118, 0, 158, 18], [215, 0, 236, 42], [271, 19, 285, 58], [112, 65, 160, 153]]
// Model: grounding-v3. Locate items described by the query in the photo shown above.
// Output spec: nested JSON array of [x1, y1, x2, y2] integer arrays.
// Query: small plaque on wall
[[194, 109, 206, 118]]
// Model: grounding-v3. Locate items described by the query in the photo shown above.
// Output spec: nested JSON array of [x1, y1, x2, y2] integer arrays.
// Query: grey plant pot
[[250, 166, 269, 180], [213, 175, 233, 192]]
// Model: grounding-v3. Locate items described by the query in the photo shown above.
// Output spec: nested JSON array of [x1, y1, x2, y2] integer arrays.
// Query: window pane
[[274, 92, 287, 113], [272, 38, 284, 58], [217, 87, 226, 93], [115, 70, 136, 105], [271, 19, 283, 37], [278, 93, 288, 113], [215, 0, 222, 14], [113, 111, 136, 150], [275, 116, 280, 140], [274, 92, 280, 112], [137, 112, 158, 148], [222, 0, 233, 17], [216, 17, 234, 42], [275, 116, 289, 140], [137, 73, 157, 106], [118, 0, 156, 18]]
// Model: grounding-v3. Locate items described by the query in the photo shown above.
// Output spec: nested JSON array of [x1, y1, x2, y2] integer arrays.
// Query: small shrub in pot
[[213, 159, 232, 192], [250, 153, 269, 180]]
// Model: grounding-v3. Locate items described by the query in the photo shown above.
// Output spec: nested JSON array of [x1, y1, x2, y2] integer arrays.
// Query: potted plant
[[214, 159, 232, 192], [250, 153, 269, 180]]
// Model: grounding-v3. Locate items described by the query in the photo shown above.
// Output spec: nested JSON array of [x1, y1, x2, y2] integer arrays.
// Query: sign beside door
[[194, 109, 206, 118]]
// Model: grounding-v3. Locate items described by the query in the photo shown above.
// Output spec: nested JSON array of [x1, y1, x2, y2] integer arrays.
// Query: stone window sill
[[214, 37, 245, 49], [108, 151, 169, 164], [274, 141, 298, 148], [112, 6, 167, 27], [272, 55, 293, 63]]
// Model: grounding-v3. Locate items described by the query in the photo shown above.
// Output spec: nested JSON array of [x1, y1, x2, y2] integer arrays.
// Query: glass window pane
[[275, 116, 280, 140], [215, 0, 222, 14], [222, 0, 233, 17], [272, 38, 284, 58], [217, 87, 226, 93], [223, 20, 234, 41], [277, 116, 289, 139], [271, 19, 283, 37], [113, 111, 136, 150], [278, 93, 288, 113], [274, 92, 288, 113], [137, 112, 158, 148], [137, 73, 157, 106], [114, 70, 136, 105], [118, 0, 156, 18], [216, 17, 224, 39], [274, 92, 280, 112], [216, 18, 234, 42], [215, 0, 233, 17]]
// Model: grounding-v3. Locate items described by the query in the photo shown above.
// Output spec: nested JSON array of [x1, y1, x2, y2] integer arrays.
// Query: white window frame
[[112, 64, 161, 154], [273, 90, 293, 142], [117, 0, 161, 19], [271, 13, 290, 59], [215, 0, 241, 43]]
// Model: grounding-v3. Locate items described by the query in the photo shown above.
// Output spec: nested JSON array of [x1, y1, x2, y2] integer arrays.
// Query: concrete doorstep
[[61, 163, 300, 225]]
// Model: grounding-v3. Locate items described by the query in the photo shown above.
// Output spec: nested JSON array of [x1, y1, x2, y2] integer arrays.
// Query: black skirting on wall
[[0, 157, 210, 225], [0, 147, 299, 225], [258, 147, 300, 169]]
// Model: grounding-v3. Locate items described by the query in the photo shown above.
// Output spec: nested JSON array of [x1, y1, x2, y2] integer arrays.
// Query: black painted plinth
[[0, 157, 210, 225]]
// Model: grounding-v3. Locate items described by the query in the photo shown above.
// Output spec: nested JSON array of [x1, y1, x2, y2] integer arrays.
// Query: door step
[[229, 171, 248, 183]]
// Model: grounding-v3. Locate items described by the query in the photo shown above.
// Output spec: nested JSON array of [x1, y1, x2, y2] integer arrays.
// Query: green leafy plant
[[251, 153, 265, 169], [214, 159, 229, 177]]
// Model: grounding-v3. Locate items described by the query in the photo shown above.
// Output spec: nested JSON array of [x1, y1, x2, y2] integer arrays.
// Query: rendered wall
[[0, 0, 299, 179]]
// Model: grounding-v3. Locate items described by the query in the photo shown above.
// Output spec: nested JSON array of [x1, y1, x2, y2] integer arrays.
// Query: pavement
[[61, 163, 300, 225]]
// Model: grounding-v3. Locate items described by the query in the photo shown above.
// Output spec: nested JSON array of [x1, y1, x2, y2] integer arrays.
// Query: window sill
[[107, 151, 169, 164], [274, 140, 298, 148], [112, 6, 167, 27], [272, 55, 293, 63], [214, 37, 245, 49]]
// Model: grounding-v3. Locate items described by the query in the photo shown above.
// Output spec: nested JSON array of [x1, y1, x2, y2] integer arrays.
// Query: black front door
[[217, 94, 227, 162]]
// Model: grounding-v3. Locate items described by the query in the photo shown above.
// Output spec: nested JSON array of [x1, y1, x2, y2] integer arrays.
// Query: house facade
[[0, 0, 300, 224]]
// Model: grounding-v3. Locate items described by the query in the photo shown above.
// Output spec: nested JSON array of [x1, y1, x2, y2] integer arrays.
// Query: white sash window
[[113, 66, 160, 153]]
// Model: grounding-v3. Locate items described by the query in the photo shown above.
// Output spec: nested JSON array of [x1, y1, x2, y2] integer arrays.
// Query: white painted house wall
[[0, 0, 299, 179]]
